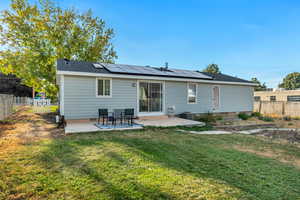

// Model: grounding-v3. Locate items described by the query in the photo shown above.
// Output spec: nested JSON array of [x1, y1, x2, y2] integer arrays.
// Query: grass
[[1, 128, 300, 200]]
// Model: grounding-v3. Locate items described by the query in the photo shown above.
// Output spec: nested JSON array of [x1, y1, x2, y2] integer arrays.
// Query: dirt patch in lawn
[[273, 119, 300, 128], [252, 129, 300, 143], [0, 106, 64, 155], [214, 117, 274, 126], [234, 145, 300, 168]]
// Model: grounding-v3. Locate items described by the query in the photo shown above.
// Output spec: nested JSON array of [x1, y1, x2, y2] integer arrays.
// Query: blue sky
[[1, 0, 300, 87]]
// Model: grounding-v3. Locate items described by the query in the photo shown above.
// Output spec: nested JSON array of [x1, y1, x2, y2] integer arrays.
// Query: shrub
[[195, 112, 217, 124], [251, 112, 261, 118], [258, 116, 274, 122], [216, 116, 223, 121], [238, 113, 251, 120], [283, 116, 292, 121]]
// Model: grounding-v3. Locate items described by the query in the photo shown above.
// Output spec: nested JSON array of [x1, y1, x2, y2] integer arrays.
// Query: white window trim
[[187, 83, 197, 104], [95, 78, 112, 98]]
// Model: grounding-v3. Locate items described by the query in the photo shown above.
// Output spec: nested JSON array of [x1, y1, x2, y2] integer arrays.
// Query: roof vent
[[93, 63, 104, 69]]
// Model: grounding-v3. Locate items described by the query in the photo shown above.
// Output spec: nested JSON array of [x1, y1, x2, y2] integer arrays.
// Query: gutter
[[56, 70, 258, 87]]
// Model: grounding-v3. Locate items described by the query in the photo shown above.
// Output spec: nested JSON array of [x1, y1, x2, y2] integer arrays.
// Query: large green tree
[[0, 0, 117, 98], [251, 77, 267, 91], [202, 63, 221, 74], [279, 72, 300, 90]]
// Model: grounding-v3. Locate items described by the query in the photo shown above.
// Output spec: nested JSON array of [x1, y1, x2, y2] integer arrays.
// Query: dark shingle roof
[[201, 72, 254, 84], [57, 59, 111, 74], [57, 59, 253, 84]]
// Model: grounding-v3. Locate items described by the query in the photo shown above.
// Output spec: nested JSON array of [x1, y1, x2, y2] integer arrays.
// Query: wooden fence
[[254, 101, 300, 117], [0, 94, 14, 120]]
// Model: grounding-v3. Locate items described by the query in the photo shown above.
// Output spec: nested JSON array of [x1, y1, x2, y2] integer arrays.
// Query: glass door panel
[[149, 83, 162, 112], [139, 82, 163, 113], [139, 82, 149, 112]]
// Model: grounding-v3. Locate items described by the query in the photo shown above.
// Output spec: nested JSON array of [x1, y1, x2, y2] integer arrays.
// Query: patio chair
[[124, 108, 134, 125], [112, 109, 124, 126], [98, 109, 108, 125]]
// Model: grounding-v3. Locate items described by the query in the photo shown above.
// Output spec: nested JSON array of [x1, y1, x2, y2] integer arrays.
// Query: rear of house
[[56, 59, 256, 121]]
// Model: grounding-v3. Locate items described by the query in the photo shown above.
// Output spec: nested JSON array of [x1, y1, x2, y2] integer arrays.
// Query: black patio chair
[[98, 109, 108, 125], [124, 108, 134, 125], [112, 109, 124, 126]]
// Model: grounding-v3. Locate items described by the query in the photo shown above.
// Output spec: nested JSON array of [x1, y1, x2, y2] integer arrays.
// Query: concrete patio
[[135, 117, 204, 127], [65, 117, 204, 133]]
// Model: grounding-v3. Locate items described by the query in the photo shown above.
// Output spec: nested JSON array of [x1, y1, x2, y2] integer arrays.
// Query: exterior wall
[[218, 84, 253, 113], [63, 75, 254, 119], [165, 81, 253, 114], [63, 75, 137, 119], [254, 90, 300, 102]]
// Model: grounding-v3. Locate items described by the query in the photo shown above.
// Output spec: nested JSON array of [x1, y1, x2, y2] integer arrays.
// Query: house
[[254, 89, 300, 102], [0, 73, 32, 97], [56, 59, 256, 121]]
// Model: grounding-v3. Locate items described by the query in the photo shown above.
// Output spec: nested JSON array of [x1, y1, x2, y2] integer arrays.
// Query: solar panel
[[102, 63, 213, 79]]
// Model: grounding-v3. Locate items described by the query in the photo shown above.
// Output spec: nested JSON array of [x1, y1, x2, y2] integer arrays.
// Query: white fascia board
[[60, 75, 64, 115], [57, 70, 258, 86]]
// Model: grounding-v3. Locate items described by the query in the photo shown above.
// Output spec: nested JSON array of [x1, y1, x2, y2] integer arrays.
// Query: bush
[[238, 113, 251, 120], [258, 116, 274, 122], [251, 112, 261, 118], [216, 116, 223, 121], [283, 116, 292, 121], [195, 112, 217, 124]]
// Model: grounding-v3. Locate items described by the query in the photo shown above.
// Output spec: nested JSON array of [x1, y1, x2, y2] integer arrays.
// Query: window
[[287, 95, 300, 102], [187, 83, 197, 104], [96, 78, 111, 97], [254, 96, 261, 101], [270, 96, 276, 101]]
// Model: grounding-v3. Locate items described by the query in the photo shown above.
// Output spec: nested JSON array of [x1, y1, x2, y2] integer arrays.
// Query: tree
[[202, 63, 221, 74], [251, 77, 267, 91], [278, 72, 300, 90], [0, 0, 117, 99]]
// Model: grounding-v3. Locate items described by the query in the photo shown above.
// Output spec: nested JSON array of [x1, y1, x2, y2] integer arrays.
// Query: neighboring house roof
[[0, 73, 32, 97], [57, 59, 255, 85]]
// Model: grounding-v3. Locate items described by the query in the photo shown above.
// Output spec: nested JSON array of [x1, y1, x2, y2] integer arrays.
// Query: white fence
[[0, 94, 14, 120], [14, 96, 32, 105], [14, 97, 51, 106]]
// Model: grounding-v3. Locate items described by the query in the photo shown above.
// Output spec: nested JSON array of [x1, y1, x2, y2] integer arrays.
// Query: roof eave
[[56, 70, 257, 86]]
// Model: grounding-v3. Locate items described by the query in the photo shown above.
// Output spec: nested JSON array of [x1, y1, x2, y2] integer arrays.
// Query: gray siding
[[64, 75, 137, 119], [218, 84, 253, 113], [63, 75, 253, 119], [165, 81, 253, 114], [165, 81, 212, 114]]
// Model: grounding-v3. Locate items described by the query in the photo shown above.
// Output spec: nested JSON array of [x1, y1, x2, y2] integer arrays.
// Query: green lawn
[[1, 128, 300, 200]]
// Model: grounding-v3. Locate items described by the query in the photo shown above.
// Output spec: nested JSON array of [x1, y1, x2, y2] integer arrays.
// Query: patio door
[[139, 81, 163, 114]]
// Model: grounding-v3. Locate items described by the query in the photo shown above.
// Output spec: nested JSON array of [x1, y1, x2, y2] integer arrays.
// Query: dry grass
[[234, 145, 300, 168], [0, 106, 64, 156]]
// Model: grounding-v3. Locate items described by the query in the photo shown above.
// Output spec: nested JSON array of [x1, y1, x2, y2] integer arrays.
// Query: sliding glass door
[[139, 82, 163, 113]]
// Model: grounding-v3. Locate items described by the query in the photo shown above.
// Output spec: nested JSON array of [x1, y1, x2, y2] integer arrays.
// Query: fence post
[[259, 101, 262, 113], [282, 101, 285, 116]]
